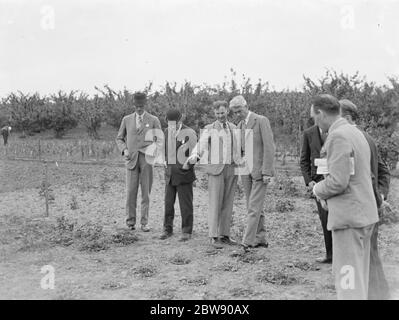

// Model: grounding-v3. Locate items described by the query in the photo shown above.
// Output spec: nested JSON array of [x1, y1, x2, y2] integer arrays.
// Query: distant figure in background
[[312, 94, 378, 300], [300, 123, 332, 264], [1, 126, 11, 146], [159, 109, 197, 242], [116, 92, 162, 232], [339, 99, 391, 300]]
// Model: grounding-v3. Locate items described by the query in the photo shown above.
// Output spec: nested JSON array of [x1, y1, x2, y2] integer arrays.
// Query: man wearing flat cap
[[159, 109, 197, 241], [229, 95, 275, 252], [186, 100, 240, 248], [116, 91, 162, 232]]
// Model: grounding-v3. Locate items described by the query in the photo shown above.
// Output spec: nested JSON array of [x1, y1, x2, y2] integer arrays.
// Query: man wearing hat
[[340, 99, 391, 300], [159, 109, 197, 241], [185, 100, 240, 248], [116, 92, 162, 232], [229, 95, 275, 252]]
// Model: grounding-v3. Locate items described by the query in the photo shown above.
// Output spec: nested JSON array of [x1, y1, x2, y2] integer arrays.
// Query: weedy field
[[1, 156, 398, 300], [1, 127, 398, 300]]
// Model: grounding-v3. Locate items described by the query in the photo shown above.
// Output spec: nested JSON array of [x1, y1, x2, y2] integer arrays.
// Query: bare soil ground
[[0, 158, 398, 300]]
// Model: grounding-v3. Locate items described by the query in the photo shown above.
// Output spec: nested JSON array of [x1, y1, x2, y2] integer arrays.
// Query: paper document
[[315, 157, 355, 175]]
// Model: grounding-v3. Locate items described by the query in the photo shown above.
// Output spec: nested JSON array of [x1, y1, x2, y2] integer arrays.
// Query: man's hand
[[187, 154, 200, 163], [123, 149, 131, 161], [182, 159, 190, 170], [320, 199, 328, 211], [308, 180, 316, 191]]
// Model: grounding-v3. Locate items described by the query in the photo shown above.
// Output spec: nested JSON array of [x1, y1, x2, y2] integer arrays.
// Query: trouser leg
[[315, 199, 333, 259], [368, 223, 391, 300], [208, 173, 223, 238], [219, 165, 238, 237], [126, 167, 139, 227], [177, 183, 194, 234], [164, 182, 177, 234], [332, 224, 374, 300], [138, 153, 153, 226], [241, 178, 267, 247]]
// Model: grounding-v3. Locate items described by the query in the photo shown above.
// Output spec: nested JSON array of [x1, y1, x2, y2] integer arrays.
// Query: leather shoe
[[254, 242, 269, 248], [316, 256, 332, 264], [141, 225, 150, 232], [128, 225, 136, 231], [159, 232, 173, 240], [178, 233, 191, 242], [210, 237, 223, 249], [241, 244, 251, 253], [219, 236, 238, 245]]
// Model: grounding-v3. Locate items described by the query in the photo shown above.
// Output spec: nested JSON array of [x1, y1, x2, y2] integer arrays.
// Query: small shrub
[[69, 195, 78, 210], [133, 264, 158, 278], [169, 253, 191, 265], [256, 269, 300, 286]]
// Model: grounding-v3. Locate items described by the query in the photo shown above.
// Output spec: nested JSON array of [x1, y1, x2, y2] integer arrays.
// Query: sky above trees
[[1, 0, 398, 96]]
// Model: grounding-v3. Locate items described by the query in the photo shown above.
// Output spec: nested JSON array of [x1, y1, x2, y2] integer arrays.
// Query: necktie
[[241, 121, 246, 153], [138, 115, 143, 128], [321, 131, 328, 144]]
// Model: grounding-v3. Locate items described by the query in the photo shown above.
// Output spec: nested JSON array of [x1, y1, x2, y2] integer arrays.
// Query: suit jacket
[[164, 124, 196, 186], [300, 125, 325, 186], [116, 112, 162, 170], [359, 127, 390, 208], [193, 120, 240, 176], [314, 118, 379, 230], [238, 112, 275, 180]]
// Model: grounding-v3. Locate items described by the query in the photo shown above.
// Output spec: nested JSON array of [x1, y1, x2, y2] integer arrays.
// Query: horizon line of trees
[[1, 70, 398, 168]]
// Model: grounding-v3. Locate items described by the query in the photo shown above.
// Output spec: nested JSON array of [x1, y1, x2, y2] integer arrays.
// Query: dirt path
[[0, 160, 398, 299]]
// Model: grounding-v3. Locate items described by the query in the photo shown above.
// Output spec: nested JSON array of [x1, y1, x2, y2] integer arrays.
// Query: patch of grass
[[256, 268, 302, 286], [101, 281, 128, 290], [275, 198, 295, 213], [151, 287, 177, 300], [133, 263, 158, 278], [69, 195, 79, 210], [180, 275, 208, 286], [272, 171, 300, 197], [169, 253, 191, 265], [232, 252, 267, 264], [229, 287, 254, 297], [210, 262, 239, 272], [111, 229, 139, 246]]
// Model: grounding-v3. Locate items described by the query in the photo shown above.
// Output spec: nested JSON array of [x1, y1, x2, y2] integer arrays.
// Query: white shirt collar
[[245, 111, 252, 125], [136, 111, 146, 118]]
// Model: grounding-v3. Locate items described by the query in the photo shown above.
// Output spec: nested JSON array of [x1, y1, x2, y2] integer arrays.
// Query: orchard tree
[[76, 93, 104, 139], [47, 91, 78, 138]]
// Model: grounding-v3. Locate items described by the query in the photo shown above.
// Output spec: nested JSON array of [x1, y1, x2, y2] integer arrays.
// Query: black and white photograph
[[0, 0, 399, 304]]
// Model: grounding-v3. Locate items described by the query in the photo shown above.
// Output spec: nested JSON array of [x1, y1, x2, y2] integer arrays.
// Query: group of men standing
[[301, 94, 390, 300], [116, 92, 275, 249], [116, 91, 391, 300]]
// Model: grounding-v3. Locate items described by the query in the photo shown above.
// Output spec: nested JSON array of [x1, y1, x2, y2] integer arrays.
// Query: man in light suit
[[339, 99, 391, 300], [312, 94, 379, 300], [229, 95, 275, 252], [116, 92, 162, 232], [186, 100, 240, 247]]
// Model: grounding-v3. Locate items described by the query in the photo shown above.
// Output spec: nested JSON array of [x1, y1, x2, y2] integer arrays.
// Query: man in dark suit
[[339, 99, 391, 300], [116, 92, 163, 232], [300, 124, 332, 263], [159, 109, 197, 242]]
